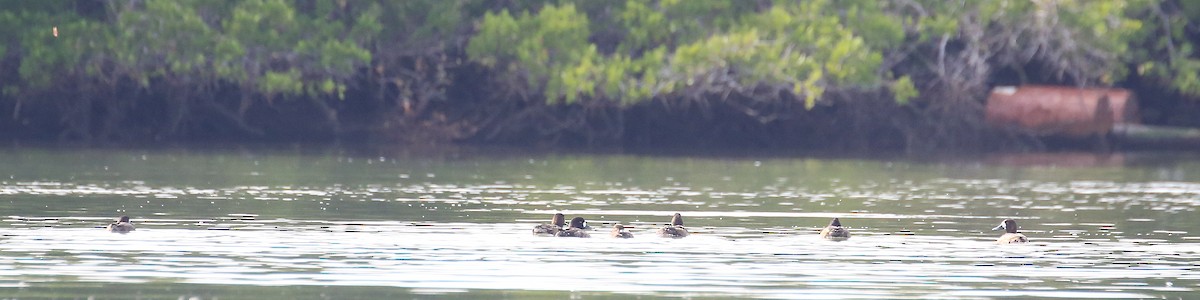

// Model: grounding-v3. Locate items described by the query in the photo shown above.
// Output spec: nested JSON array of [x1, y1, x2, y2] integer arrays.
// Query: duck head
[[829, 218, 842, 227], [670, 213, 684, 226], [992, 219, 1019, 233], [568, 217, 587, 229], [551, 213, 566, 227]]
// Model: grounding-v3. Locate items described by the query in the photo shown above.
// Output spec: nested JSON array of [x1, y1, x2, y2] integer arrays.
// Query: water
[[1, 147, 1199, 299]]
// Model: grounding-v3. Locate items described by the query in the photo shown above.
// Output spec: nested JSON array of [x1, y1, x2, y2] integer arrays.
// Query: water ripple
[[3, 150, 1200, 298]]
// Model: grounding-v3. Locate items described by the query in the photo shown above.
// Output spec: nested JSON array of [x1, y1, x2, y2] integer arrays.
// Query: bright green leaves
[[589, 46, 674, 105], [213, 38, 246, 80], [6, 0, 375, 100], [348, 3, 383, 43], [672, 28, 814, 91], [823, 33, 875, 83], [221, 0, 368, 98], [1126, 0, 1200, 97], [262, 70, 303, 95], [554, 45, 598, 104], [469, 4, 593, 103], [225, 0, 298, 53], [14, 0, 1200, 127], [525, 4, 591, 72], [1056, 0, 1144, 84], [1168, 60, 1200, 97], [531, 4, 593, 103], [839, 1, 905, 49], [467, 0, 909, 108], [891, 76, 918, 104], [116, 0, 214, 78], [617, 0, 669, 55], [11, 10, 110, 91], [467, 10, 521, 68]]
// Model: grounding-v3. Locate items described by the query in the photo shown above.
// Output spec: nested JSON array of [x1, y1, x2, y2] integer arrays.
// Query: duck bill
[[992, 224, 1005, 231]]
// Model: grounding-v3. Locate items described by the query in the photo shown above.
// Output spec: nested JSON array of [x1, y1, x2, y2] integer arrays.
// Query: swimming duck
[[992, 218, 1028, 244], [532, 213, 566, 235], [556, 217, 591, 238], [657, 213, 689, 238], [107, 216, 135, 233], [819, 218, 850, 241], [610, 224, 633, 238]]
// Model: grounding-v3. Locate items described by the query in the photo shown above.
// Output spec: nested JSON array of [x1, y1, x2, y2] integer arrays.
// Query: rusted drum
[[985, 85, 1138, 137]]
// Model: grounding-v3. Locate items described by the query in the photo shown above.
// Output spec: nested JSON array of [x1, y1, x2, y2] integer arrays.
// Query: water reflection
[[0, 147, 1198, 299], [984, 152, 1126, 168]]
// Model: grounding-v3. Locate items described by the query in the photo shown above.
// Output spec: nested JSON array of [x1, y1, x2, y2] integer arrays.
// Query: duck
[[610, 224, 633, 238], [556, 217, 590, 238], [106, 216, 135, 233], [819, 217, 850, 241], [992, 218, 1028, 244], [532, 213, 566, 235], [657, 213, 689, 238]]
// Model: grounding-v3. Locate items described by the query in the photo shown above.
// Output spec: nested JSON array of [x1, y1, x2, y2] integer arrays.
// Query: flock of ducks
[[532, 213, 690, 238], [103, 214, 1029, 244], [530, 213, 1029, 244]]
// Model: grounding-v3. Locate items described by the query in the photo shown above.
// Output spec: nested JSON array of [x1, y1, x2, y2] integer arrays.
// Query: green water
[[1, 146, 1198, 299]]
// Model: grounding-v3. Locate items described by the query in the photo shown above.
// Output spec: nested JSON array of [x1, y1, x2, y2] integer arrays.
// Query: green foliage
[[616, 0, 669, 55], [115, 1, 214, 82], [15, 16, 109, 90], [467, 10, 521, 68], [383, 1, 460, 44], [0, 0, 382, 102], [12, 0, 1195, 112], [467, 0, 919, 108], [468, 4, 594, 103], [918, 14, 958, 42], [1058, 0, 1144, 84], [953, 0, 1147, 84], [891, 75, 918, 104], [262, 70, 303, 95], [10, 0, 1200, 144], [838, 0, 905, 49], [0, 1, 93, 92], [1125, 0, 1200, 97]]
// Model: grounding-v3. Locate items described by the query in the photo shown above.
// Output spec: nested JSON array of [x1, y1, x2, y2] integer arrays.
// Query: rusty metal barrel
[[985, 85, 1138, 137]]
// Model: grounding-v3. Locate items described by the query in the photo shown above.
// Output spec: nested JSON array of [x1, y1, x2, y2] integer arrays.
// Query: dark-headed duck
[[992, 218, 1028, 244], [556, 217, 590, 238], [657, 213, 689, 238]]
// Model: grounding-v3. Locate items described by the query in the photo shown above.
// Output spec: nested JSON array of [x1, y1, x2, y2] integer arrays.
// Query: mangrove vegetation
[[2, 0, 1199, 152]]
